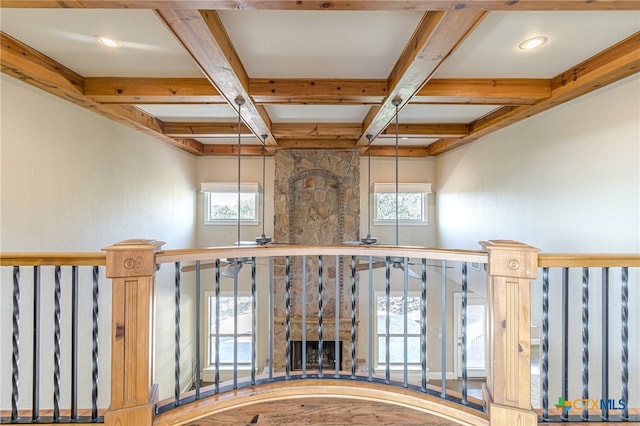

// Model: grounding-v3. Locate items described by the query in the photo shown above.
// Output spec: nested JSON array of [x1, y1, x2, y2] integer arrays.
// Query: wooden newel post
[[481, 240, 539, 426], [103, 239, 164, 426]]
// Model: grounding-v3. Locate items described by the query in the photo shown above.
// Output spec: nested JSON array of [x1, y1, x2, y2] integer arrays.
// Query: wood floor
[[184, 398, 462, 425]]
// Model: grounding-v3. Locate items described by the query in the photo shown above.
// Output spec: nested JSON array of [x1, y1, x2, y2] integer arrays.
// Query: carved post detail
[[481, 240, 539, 426], [104, 239, 164, 426]]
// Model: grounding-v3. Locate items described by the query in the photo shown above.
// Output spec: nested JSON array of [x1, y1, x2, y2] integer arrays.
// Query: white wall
[[436, 74, 639, 254], [0, 74, 198, 407], [436, 74, 640, 406]]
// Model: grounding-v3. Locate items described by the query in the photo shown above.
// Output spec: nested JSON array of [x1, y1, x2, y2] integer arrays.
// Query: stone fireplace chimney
[[271, 150, 360, 371]]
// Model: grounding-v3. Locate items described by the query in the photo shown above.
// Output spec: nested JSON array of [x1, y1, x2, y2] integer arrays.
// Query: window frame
[[201, 182, 259, 225], [374, 291, 423, 369], [373, 183, 432, 226], [204, 290, 255, 370]]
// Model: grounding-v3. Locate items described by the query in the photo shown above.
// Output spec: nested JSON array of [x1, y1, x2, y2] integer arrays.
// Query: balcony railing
[[1, 241, 638, 425]]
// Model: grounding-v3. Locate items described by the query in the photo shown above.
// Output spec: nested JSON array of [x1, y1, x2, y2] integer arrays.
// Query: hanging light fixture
[[388, 96, 419, 278], [235, 96, 245, 247], [392, 97, 401, 246], [347, 98, 420, 279], [361, 134, 377, 245], [255, 134, 272, 245], [222, 96, 252, 278]]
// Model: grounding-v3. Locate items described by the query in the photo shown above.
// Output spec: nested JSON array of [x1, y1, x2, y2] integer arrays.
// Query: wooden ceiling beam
[[367, 145, 431, 157], [381, 123, 469, 137], [202, 144, 266, 156], [358, 10, 486, 145], [4, 1, 640, 11], [201, 142, 430, 157], [0, 31, 203, 156], [163, 122, 252, 138], [84, 76, 550, 106], [273, 123, 363, 139], [275, 140, 358, 149], [428, 32, 640, 156], [84, 77, 224, 104], [163, 121, 468, 139], [157, 9, 276, 146], [414, 78, 551, 105], [250, 79, 388, 104]]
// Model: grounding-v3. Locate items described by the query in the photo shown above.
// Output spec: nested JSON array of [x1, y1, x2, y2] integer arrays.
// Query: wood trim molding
[[4, 1, 640, 10]]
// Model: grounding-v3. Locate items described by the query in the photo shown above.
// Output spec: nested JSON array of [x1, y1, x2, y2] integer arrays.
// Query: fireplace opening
[[291, 341, 342, 371]]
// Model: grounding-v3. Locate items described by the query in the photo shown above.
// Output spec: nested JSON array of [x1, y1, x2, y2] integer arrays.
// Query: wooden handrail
[[538, 253, 640, 268], [0, 252, 106, 266], [157, 244, 488, 265]]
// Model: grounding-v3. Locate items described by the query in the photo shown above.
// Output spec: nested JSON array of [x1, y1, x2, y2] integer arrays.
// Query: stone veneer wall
[[272, 150, 360, 371]]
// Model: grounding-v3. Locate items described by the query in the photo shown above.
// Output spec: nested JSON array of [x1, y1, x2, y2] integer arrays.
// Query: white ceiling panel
[[435, 11, 640, 79], [398, 105, 498, 123], [265, 105, 371, 123], [0, 9, 203, 77], [136, 104, 237, 122], [218, 10, 424, 79]]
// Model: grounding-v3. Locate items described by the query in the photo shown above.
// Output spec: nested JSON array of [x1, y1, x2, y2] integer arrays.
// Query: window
[[376, 292, 422, 367], [201, 182, 259, 224], [374, 183, 432, 225], [206, 292, 254, 367]]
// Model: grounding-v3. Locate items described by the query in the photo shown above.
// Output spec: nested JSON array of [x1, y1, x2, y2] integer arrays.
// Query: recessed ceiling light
[[95, 35, 121, 48], [519, 36, 547, 51]]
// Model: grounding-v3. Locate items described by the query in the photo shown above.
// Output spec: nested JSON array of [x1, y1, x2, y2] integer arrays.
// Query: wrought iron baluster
[[251, 258, 257, 386], [71, 265, 78, 420], [351, 255, 357, 379], [581, 267, 589, 421], [368, 256, 374, 382], [541, 267, 549, 421], [29, 266, 43, 421], [601, 267, 609, 420], [441, 260, 447, 398], [215, 259, 220, 394], [174, 262, 181, 406], [285, 256, 291, 379], [421, 259, 427, 392], [302, 256, 307, 378], [91, 265, 99, 421], [268, 257, 274, 382], [195, 261, 201, 399], [561, 267, 569, 421], [335, 255, 340, 378], [233, 258, 239, 389], [318, 255, 324, 378], [461, 262, 468, 405], [53, 266, 61, 422], [403, 257, 409, 388], [11, 266, 20, 422], [621, 266, 629, 420], [385, 257, 390, 385]]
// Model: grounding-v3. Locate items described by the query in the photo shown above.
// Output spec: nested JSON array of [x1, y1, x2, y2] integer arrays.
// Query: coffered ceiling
[[1, 1, 638, 157]]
